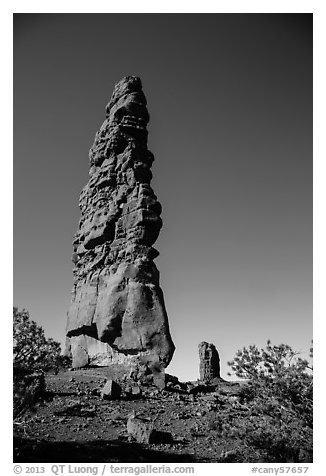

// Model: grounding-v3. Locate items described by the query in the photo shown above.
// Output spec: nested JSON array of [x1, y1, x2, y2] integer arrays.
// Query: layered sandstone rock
[[198, 342, 220, 381], [65, 76, 175, 376]]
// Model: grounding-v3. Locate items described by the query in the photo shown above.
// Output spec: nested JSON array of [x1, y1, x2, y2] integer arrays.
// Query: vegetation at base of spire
[[13, 307, 71, 418]]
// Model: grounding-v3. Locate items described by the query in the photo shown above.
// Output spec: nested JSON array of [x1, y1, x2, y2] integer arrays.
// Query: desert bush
[[13, 367, 46, 419], [215, 341, 313, 463], [13, 307, 64, 417], [13, 307, 62, 373]]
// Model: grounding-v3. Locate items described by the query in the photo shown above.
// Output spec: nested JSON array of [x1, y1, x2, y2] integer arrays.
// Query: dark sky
[[14, 14, 312, 380]]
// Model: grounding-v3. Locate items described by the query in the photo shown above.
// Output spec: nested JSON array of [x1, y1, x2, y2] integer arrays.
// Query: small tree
[[13, 307, 62, 373], [215, 341, 313, 462], [13, 307, 63, 418]]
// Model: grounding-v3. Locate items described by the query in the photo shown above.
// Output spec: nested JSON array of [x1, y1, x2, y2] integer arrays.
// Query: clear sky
[[13, 13, 312, 381]]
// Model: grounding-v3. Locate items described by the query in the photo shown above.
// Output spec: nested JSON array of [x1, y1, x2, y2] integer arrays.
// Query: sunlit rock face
[[65, 76, 175, 377]]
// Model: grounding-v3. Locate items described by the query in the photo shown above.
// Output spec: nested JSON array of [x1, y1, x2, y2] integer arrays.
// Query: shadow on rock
[[14, 436, 196, 463]]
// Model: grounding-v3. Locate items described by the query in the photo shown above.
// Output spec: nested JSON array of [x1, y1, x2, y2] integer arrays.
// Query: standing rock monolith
[[65, 76, 175, 380], [198, 342, 220, 381]]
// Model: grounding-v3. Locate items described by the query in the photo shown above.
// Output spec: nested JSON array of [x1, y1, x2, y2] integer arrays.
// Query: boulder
[[126, 415, 156, 444], [126, 415, 173, 444], [125, 385, 142, 399], [101, 379, 122, 400]]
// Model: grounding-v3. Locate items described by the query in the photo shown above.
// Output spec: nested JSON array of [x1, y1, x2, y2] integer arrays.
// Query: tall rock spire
[[65, 76, 175, 377]]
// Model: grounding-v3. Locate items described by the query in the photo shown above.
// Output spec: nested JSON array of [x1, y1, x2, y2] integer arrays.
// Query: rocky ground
[[13, 367, 244, 463]]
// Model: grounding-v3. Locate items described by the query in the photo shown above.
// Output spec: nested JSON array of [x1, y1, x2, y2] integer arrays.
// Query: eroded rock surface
[[66, 76, 175, 376], [198, 342, 220, 381]]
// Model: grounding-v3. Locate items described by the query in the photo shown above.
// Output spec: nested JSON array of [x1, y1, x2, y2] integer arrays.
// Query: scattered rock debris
[[13, 367, 244, 463]]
